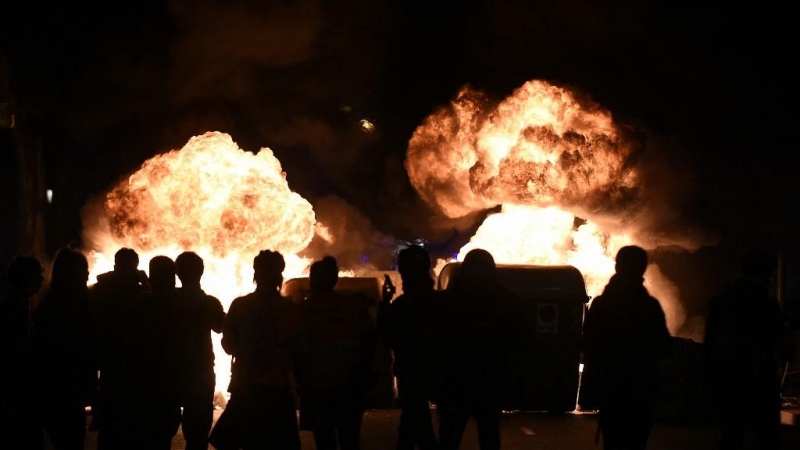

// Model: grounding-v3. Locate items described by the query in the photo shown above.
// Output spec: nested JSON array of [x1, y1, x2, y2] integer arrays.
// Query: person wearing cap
[[210, 250, 301, 450]]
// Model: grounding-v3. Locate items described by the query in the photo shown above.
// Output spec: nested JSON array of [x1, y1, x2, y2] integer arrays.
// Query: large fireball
[[105, 131, 315, 258], [83, 131, 316, 393], [407, 80, 641, 221], [410, 80, 687, 335]]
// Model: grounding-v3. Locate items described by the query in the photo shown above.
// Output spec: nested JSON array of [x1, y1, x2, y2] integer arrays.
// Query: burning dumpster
[[438, 262, 589, 412]]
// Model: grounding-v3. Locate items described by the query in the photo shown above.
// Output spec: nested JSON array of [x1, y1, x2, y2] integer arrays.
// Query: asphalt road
[[71, 408, 800, 450]]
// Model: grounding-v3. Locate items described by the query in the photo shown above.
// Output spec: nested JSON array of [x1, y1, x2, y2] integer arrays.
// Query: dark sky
[[2, 1, 798, 310]]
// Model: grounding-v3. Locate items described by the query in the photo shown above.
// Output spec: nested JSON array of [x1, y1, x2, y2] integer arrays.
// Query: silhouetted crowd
[[0, 244, 794, 450]]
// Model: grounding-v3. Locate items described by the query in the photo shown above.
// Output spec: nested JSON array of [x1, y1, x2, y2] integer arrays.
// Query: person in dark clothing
[[437, 249, 523, 450], [0, 256, 44, 450], [581, 245, 671, 450], [90, 247, 150, 450], [704, 249, 784, 450], [295, 256, 377, 450], [210, 250, 301, 450], [173, 251, 225, 450], [33, 249, 95, 450], [377, 245, 440, 450], [123, 255, 181, 450]]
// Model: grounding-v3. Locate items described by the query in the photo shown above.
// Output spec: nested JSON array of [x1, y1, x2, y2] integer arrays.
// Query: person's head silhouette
[[397, 245, 431, 284], [49, 248, 89, 294], [176, 251, 204, 287], [253, 250, 285, 292], [114, 248, 139, 273], [460, 248, 497, 283], [614, 245, 648, 280], [149, 256, 176, 293], [309, 256, 338, 294], [7, 256, 44, 297]]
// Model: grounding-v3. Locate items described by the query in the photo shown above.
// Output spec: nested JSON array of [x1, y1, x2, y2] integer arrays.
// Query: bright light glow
[[407, 80, 674, 305], [360, 118, 375, 133], [83, 132, 316, 393], [46, 189, 53, 204]]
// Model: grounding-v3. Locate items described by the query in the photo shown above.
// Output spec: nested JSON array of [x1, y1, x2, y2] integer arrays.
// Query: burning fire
[[83, 131, 316, 392], [80, 81, 692, 396], [452, 205, 630, 295], [410, 80, 683, 330]]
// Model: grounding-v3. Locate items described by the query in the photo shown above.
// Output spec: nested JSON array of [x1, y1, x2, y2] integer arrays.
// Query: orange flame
[[454, 205, 629, 296], [410, 80, 683, 332], [83, 131, 316, 393]]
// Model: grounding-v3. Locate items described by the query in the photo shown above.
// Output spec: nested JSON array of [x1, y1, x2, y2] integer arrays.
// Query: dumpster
[[438, 263, 589, 412], [283, 276, 397, 408]]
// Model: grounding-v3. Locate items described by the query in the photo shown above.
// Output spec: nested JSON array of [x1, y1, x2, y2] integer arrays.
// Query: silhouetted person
[[295, 256, 377, 450], [173, 251, 225, 450], [377, 246, 440, 450], [437, 249, 523, 450], [210, 250, 301, 450], [33, 249, 95, 450], [123, 255, 181, 450], [704, 249, 784, 449], [90, 247, 149, 449], [1, 256, 44, 450], [581, 245, 671, 450]]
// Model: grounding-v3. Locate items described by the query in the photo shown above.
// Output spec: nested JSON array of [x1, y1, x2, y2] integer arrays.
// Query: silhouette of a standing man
[[437, 248, 522, 450], [378, 245, 440, 450], [295, 256, 377, 450], [33, 249, 95, 450], [210, 250, 301, 450], [90, 247, 149, 449], [173, 251, 225, 450], [126, 255, 181, 450], [1, 256, 44, 450], [582, 245, 671, 450], [704, 249, 784, 449]]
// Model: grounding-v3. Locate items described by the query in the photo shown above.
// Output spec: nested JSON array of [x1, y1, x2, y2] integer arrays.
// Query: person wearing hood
[[581, 245, 671, 450]]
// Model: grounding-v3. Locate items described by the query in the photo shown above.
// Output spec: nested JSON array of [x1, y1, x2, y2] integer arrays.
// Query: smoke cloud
[[301, 195, 396, 272]]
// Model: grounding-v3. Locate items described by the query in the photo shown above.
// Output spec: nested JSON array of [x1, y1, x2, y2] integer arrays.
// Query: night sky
[[2, 1, 798, 332]]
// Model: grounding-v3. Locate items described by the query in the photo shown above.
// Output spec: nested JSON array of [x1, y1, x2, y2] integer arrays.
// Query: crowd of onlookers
[[0, 244, 793, 450]]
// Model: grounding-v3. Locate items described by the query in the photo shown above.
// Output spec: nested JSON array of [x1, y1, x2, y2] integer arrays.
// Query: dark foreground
[[64, 408, 800, 450]]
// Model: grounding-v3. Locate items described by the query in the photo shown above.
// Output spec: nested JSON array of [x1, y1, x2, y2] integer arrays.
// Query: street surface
[[70, 408, 800, 450]]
